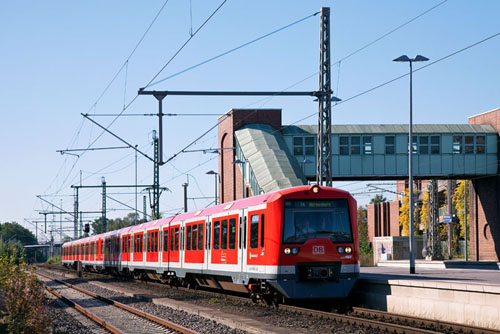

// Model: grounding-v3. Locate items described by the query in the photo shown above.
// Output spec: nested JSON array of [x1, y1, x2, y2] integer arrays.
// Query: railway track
[[38, 265, 500, 334], [37, 271, 198, 334], [350, 307, 500, 334]]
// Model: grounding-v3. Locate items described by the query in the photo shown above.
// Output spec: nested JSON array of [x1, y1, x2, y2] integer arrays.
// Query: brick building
[[468, 108, 500, 261]]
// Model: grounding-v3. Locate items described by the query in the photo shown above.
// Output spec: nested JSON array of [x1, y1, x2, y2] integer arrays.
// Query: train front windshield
[[283, 199, 352, 244]]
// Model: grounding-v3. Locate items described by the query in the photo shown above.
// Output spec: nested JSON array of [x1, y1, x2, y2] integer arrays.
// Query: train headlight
[[344, 246, 352, 254], [284, 248, 291, 255], [292, 247, 300, 255], [312, 185, 320, 194], [337, 246, 345, 254]]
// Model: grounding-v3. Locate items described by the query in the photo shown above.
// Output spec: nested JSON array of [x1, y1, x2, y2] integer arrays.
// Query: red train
[[62, 185, 359, 302]]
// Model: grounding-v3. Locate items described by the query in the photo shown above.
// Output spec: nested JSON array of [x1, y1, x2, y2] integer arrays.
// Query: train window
[[261, 214, 265, 248], [213, 221, 220, 250], [198, 223, 203, 250], [192, 224, 197, 251], [147, 232, 151, 252], [174, 228, 179, 251], [163, 229, 168, 252], [239, 217, 242, 249], [244, 217, 247, 248], [170, 228, 174, 251], [283, 199, 352, 244], [155, 231, 158, 252], [250, 215, 259, 249], [221, 220, 228, 250], [229, 218, 236, 250], [186, 225, 192, 251]]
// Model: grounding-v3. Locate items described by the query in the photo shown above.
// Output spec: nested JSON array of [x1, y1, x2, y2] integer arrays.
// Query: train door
[[146, 229, 159, 263], [204, 219, 211, 272], [246, 209, 266, 268], [168, 226, 180, 263], [133, 232, 144, 262], [240, 209, 248, 274]]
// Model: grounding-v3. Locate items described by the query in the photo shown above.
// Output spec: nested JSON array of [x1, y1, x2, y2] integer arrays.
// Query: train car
[[62, 185, 359, 301]]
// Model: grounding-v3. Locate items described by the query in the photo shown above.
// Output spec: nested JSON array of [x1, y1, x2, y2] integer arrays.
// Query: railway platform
[[354, 261, 500, 330]]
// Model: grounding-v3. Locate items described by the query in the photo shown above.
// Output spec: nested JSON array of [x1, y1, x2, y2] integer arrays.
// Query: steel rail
[[352, 307, 500, 334], [38, 271, 198, 334], [45, 285, 123, 334], [281, 304, 441, 334]]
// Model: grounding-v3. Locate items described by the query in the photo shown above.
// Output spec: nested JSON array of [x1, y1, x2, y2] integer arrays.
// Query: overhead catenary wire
[[144, 11, 320, 88]]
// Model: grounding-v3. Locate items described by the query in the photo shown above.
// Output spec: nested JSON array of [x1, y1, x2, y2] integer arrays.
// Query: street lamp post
[[393, 54, 429, 274], [232, 159, 246, 199], [206, 170, 219, 205]]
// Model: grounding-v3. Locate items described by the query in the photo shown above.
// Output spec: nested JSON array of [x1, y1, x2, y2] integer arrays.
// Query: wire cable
[[145, 11, 320, 88]]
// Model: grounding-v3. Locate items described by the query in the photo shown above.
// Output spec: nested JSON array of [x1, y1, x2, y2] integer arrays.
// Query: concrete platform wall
[[353, 278, 500, 330]]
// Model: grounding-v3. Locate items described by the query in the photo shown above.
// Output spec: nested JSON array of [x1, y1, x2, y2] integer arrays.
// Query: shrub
[[0, 254, 52, 333], [46, 255, 61, 264]]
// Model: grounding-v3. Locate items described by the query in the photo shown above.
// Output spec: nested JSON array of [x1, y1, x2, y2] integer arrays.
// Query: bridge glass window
[[163, 229, 168, 252], [453, 136, 462, 154], [430, 136, 440, 154], [363, 136, 372, 154], [465, 136, 474, 154], [350, 136, 360, 155], [408, 136, 417, 154], [476, 136, 485, 154], [250, 214, 259, 249], [339, 136, 349, 155], [304, 137, 315, 156], [385, 136, 395, 154], [186, 225, 191, 251], [419, 136, 428, 154], [198, 223, 203, 250], [213, 221, 220, 250], [293, 137, 303, 156]]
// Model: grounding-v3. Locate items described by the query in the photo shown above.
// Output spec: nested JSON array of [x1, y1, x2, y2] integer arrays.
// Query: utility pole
[[447, 179, 453, 260], [102, 177, 107, 232], [60, 199, 62, 244], [182, 183, 188, 213], [143, 195, 147, 221], [152, 131, 160, 219], [316, 7, 337, 187], [74, 187, 79, 239]]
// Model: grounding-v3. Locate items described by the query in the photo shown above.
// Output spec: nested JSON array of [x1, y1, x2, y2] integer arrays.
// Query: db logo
[[312, 245, 325, 255]]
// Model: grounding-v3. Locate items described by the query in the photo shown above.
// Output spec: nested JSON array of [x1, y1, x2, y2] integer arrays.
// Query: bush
[[46, 256, 61, 264], [0, 254, 52, 333]]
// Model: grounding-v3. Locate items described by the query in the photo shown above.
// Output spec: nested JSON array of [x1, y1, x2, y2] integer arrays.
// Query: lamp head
[[393, 55, 411, 62], [414, 55, 429, 62]]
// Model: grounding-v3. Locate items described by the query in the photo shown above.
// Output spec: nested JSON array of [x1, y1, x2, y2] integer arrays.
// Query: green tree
[[419, 188, 430, 231], [91, 213, 146, 235], [0, 222, 38, 261], [357, 206, 371, 254], [452, 180, 469, 239], [370, 194, 387, 204], [399, 189, 421, 236]]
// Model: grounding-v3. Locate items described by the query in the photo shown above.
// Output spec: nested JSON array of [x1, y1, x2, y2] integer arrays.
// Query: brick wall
[[218, 109, 282, 203], [468, 108, 500, 261], [367, 200, 401, 243]]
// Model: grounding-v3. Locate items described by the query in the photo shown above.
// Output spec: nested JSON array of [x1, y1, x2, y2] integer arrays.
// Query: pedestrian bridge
[[235, 123, 498, 195]]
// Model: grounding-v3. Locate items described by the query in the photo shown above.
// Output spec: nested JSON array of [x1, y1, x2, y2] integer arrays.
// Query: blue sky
[[1, 1, 499, 242]]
